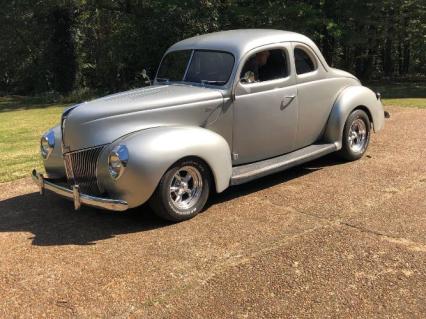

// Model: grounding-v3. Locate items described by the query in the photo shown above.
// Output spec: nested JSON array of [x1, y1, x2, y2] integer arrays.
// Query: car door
[[292, 43, 341, 148], [232, 43, 298, 165]]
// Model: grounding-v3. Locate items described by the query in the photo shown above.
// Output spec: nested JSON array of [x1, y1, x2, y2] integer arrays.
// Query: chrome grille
[[64, 146, 104, 195]]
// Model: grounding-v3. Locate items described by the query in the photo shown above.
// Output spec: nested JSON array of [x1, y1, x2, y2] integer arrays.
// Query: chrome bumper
[[31, 169, 128, 211]]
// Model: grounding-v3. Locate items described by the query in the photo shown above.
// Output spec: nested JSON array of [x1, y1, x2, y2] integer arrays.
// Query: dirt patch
[[0, 106, 425, 318]]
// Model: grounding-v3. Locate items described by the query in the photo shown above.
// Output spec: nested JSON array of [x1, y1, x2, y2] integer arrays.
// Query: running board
[[231, 143, 337, 185]]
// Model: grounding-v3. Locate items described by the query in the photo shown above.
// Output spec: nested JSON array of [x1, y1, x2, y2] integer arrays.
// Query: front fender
[[42, 125, 66, 179], [97, 126, 232, 208], [323, 85, 385, 148]]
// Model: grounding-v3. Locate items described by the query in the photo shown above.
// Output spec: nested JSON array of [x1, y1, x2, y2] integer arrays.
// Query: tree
[[46, 5, 77, 94], [0, 0, 424, 95]]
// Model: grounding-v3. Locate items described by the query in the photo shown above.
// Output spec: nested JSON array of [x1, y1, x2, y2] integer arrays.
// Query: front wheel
[[338, 109, 371, 161], [149, 158, 211, 222]]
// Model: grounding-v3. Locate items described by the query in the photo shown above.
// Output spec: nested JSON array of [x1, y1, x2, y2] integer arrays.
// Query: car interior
[[240, 49, 288, 83]]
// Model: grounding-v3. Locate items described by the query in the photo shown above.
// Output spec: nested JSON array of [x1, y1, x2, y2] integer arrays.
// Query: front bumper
[[31, 169, 128, 211]]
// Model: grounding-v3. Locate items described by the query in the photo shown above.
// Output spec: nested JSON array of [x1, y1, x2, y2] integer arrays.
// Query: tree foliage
[[0, 0, 424, 95]]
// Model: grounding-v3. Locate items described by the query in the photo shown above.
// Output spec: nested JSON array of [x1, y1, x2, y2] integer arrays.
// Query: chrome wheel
[[169, 166, 203, 210], [348, 118, 368, 153]]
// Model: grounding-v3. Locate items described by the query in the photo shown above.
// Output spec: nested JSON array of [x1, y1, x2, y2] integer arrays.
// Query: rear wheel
[[339, 109, 371, 161], [149, 158, 211, 222]]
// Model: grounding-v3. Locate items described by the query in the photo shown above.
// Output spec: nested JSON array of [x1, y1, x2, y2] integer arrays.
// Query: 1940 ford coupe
[[32, 29, 385, 221]]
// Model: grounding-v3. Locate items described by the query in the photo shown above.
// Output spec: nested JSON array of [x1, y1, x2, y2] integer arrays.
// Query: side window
[[294, 47, 316, 75], [240, 49, 288, 84]]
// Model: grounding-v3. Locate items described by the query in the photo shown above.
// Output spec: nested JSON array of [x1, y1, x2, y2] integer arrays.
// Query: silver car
[[32, 29, 385, 221]]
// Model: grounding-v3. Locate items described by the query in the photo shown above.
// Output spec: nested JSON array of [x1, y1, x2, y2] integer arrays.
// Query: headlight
[[108, 145, 129, 180], [40, 130, 55, 159]]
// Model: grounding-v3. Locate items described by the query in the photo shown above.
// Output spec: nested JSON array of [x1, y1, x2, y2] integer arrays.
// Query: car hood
[[63, 84, 224, 151]]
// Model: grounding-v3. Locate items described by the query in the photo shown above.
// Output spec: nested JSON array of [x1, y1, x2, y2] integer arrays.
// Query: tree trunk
[[402, 42, 410, 75], [383, 38, 393, 77]]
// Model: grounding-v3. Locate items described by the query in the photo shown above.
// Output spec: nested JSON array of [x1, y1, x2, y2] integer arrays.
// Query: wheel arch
[[353, 105, 373, 128], [97, 126, 232, 208], [323, 85, 385, 149]]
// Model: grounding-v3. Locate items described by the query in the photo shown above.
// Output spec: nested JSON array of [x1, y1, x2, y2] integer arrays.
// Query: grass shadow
[[366, 81, 426, 99], [0, 96, 71, 113]]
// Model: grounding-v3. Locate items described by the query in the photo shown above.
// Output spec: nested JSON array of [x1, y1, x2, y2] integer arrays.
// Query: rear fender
[[324, 85, 385, 149]]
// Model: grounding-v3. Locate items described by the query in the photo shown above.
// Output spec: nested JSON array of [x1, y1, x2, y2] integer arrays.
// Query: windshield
[[156, 50, 234, 86]]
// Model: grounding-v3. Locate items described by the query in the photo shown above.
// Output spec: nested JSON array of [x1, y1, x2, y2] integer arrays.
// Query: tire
[[149, 158, 211, 222], [338, 109, 371, 161]]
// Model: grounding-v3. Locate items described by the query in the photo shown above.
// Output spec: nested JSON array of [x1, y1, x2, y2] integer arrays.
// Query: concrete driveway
[[0, 106, 425, 318]]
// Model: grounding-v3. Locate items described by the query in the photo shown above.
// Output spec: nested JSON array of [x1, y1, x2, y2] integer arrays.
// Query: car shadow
[[0, 154, 344, 246], [0, 193, 170, 246]]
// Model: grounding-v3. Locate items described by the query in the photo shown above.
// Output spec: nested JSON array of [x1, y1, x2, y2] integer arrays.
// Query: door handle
[[281, 95, 296, 110]]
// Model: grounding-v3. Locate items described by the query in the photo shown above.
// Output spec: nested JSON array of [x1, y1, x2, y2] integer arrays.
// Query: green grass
[[382, 98, 426, 108], [0, 98, 68, 182], [0, 85, 425, 183], [368, 81, 426, 108]]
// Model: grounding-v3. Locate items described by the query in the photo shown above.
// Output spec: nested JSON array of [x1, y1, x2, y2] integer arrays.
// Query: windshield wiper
[[200, 80, 226, 86], [156, 77, 170, 83]]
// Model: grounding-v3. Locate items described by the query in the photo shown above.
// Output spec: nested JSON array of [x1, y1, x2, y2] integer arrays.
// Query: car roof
[[167, 29, 323, 62]]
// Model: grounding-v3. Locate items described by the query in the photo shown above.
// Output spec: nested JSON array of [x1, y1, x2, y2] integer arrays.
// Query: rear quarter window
[[294, 47, 316, 75]]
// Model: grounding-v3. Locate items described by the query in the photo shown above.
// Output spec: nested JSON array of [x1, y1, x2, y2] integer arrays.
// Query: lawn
[[0, 84, 425, 183], [0, 97, 68, 182], [368, 81, 426, 108]]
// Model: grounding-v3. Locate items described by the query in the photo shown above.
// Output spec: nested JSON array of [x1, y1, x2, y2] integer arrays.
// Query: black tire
[[338, 109, 371, 161], [149, 158, 211, 222]]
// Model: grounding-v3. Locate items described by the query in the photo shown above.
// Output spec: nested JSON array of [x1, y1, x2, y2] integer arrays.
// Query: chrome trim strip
[[61, 105, 78, 154], [64, 153, 74, 180], [63, 144, 108, 155], [32, 169, 128, 212], [61, 116, 67, 154]]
